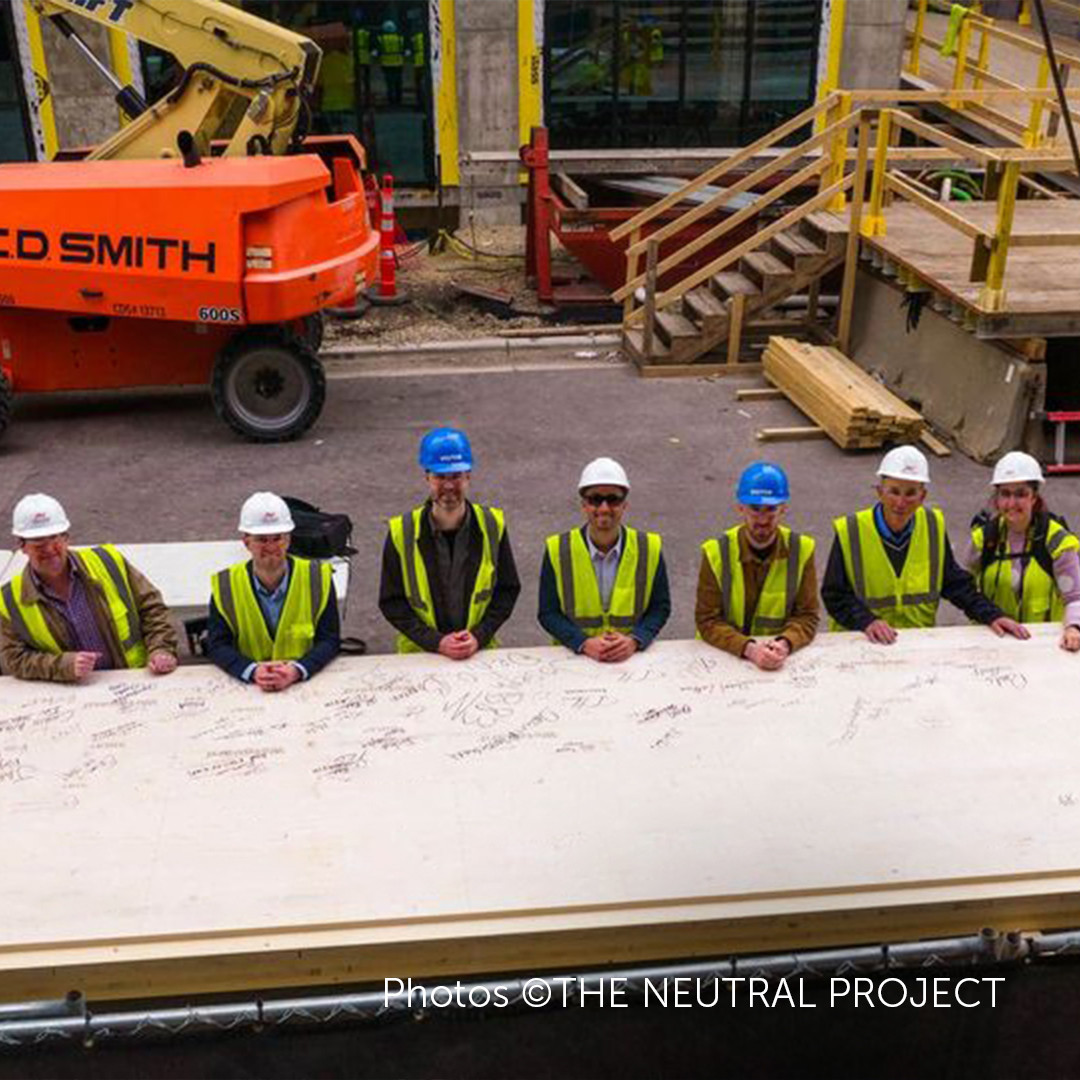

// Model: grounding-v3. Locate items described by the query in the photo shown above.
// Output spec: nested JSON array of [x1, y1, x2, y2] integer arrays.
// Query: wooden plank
[[727, 293, 746, 366], [736, 388, 785, 400], [6, 629, 1080, 1002], [552, 171, 589, 210], [919, 428, 953, 456], [755, 425, 830, 441], [635, 361, 764, 378]]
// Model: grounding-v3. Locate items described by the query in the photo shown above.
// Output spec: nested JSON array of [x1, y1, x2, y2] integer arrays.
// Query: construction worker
[[316, 23, 356, 132], [696, 463, 819, 671], [207, 493, 340, 690], [379, 428, 521, 657], [538, 457, 670, 662], [374, 18, 405, 106], [966, 451, 1080, 651], [822, 446, 1029, 644], [0, 494, 178, 682]]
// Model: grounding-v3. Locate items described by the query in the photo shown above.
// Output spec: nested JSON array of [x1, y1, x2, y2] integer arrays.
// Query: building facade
[[0, 0, 888, 220]]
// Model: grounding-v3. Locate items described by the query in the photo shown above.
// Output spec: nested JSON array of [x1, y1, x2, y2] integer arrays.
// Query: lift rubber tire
[[0, 370, 11, 442], [211, 329, 326, 442]]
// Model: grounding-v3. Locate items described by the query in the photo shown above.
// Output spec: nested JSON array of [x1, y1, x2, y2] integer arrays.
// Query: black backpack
[[971, 508, 1070, 580], [283, 496, 357, 559]]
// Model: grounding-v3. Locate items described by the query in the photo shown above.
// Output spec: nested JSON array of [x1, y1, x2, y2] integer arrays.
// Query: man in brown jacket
[[695, 463, 819, 671], [0, 493, 178, 682]]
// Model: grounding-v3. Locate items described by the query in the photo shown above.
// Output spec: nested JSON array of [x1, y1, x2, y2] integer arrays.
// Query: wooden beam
[[552, 171, 588, 210], [755, 425, 830, 441]]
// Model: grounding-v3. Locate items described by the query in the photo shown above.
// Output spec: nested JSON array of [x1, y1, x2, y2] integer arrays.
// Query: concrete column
[[455, 0, 523, 224], [840, 0, 907, 90]]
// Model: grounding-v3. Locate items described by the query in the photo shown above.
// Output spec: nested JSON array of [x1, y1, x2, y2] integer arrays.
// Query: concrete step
[[800, 210, 849, 257], [683, 286, 727, 329], [622, 328, 671, 363], [740, 250, 794, 291], [770, 230, 826, 271], [710, 272, 760, 302], [654, 309, 700, 348]]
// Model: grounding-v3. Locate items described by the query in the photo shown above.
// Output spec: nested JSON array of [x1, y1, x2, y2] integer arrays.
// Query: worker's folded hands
[[148, 650, 178, 675], [438, 631, 479, 661], [253, 661, 301, 692]]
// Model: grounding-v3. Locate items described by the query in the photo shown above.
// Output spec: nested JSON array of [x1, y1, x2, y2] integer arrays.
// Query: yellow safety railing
[[906, 2, 1080, 147]]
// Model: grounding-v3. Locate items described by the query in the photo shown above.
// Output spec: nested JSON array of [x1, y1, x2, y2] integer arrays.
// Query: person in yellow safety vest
[[0, 493, 178, 683], [207, 492, 340, 690], [822, 445, 1030, 644], [356, 26, 372, 103], [619, 22, 652, 96], [539, 457, 670, 662], [410, 21, 426, 101], [380, 428, 521, 658], [374, 19, 405, 106], [646, 17, 663, 66], [965, 451, 1080, 652], [696, 463, 819, 672], [318, 29, 356, 122]]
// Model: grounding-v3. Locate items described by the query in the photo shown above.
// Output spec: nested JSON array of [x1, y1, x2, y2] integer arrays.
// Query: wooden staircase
[[622, 211, 848, 367]]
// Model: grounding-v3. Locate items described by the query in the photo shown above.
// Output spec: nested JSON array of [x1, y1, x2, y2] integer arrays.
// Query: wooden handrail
[[613, 157, 829, 303], [625, 174, 854, 326], [623, 110, 856, 260], [884, 173, 989, 241], [887, 109, 997, 163], [608, 95, 836, 243]]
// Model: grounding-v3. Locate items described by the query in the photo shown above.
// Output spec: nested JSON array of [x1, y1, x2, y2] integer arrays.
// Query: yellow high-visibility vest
[[701, 525, 814, 636], [545, 526, 661, 637], [211, 557, 331, 663], [320, 49, 355, 111], [378, 32, 405, 67], [0, 545, 148, 667], [971, 516, 1079, 623], [832, 506, 946, 630], [387, 503, 505, 654]]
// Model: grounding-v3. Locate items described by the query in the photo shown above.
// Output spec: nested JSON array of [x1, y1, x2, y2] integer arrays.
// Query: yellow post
[[909, 0, 928, 76], [106, 27, 136, 126], [21, 0, 59, 159], [978, 161, 1020, 312], [951, 14, 973, 107], [517, 0, 542, 184], [814, 0, 846, 133], [1019, 0, 1032, 25], [1025, 56, 1051, 147], [973, 25, 991, 91], [862, 108, 891, 237], [838, 114, 871, 353], [436, 0, 460, 187], [825, 91, 851, 211]]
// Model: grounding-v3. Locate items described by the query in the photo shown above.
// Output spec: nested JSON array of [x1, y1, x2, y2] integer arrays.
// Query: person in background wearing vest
[[822, 446, 1028, 644], [539, 458, 670, 662], [696, 463, 819, 671], [965, 451, 1080, 652], [207, 493, 339, 690], [373, 19, 405, 106], [379, 428, 521, 658], [0, 494, 178, 682]]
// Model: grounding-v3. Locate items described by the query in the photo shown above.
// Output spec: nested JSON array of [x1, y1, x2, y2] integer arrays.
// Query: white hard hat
[[992, 450, 1043, 486], [12, 493, 71, 539], [877, 445, 930, 485], [238, 492, 295, 535], [578, 457, 630, 492]]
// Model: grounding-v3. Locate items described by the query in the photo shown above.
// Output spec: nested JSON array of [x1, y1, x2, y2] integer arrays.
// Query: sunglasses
[[583, 493, 626, 507]]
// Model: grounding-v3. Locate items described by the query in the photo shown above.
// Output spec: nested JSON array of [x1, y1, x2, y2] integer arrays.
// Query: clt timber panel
[[1, 629, 1079, 1002]]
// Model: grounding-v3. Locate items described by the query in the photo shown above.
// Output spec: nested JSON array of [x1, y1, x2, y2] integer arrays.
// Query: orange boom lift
[[0, 0, 378, 441]]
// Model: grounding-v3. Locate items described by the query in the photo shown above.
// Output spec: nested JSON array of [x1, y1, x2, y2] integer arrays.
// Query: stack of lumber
[[762, 336, 925, 450]]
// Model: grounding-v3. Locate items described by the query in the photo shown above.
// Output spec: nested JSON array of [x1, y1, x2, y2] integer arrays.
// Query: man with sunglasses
[[695, 463, 819, 671], [207, 492, 340, 690], [539, 457, 670, 662], [822, 445, 1028, 644], [380, 427, 521, 657], [1, 493, 178, 682]]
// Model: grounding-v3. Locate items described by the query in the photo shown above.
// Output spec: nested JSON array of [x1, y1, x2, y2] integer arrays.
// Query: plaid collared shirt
[[31, 557, 115, 670]]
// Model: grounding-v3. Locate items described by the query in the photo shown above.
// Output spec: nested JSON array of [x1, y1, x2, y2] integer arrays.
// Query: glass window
[[0, 5, 31, 162], [545, 0, 820, 150]]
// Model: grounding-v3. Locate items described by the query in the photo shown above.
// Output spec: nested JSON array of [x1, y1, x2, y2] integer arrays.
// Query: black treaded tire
[[301, 312, 325, 353], [0, 370, 11, 442], [211, 328, 326, 442]]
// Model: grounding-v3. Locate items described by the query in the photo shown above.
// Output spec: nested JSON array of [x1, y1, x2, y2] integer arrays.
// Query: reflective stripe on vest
[[0, 545, 147, 667], [702, 525, 814, 636], [832, 506, 945, 630], [545, 527, 661, 636], [387, 503, 505, 654], [971, 517, 1079, 623], [212, 557, 331, 663], [378, 33, 404, 66]]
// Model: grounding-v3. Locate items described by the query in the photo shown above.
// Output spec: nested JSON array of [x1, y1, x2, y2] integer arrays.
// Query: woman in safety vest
[[965, 451, 1080, 652]]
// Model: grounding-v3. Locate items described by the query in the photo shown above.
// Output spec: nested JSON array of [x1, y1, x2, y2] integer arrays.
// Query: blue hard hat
[[736, 462, 790, 506], [419, 427, 473, 474], [383, 19, 397, 33]]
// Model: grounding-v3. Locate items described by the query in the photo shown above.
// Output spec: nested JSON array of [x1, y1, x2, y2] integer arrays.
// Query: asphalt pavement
[[3, 351, 1077, 655]]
